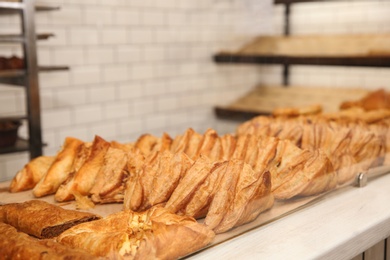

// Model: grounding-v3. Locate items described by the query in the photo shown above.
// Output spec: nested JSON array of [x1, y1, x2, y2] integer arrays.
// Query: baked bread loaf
[[0, 200, 100, 238], [0, 222, 96, 260], [57, 206, 215, 259]]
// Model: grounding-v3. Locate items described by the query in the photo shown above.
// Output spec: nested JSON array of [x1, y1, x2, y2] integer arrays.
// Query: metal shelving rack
[[213, 0, 390, 120], [214, 0, 390, 86], [0, 0, 69, 159]]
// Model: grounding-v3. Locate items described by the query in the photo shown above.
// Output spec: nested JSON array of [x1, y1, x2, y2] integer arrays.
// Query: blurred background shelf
[[0, 0, 65, 159]]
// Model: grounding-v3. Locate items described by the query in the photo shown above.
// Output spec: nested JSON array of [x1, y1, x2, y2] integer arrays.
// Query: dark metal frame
[[21, 0, 43, 159], [0, 1, 66, 158]]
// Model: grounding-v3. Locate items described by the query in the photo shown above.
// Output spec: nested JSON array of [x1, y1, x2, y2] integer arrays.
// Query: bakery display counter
[[2, 95, 390, 258], [1, 165, 390, 259], [215, 85, 369, 121], [187, 171, 390, 259]]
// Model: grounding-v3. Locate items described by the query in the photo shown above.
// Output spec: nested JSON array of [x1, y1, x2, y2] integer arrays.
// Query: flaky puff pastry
[[55, 135, 111, 202], [0, 200, 100, 239], [204, 160, 274, 234], [90, 146, 129, 204], [261, 136, 336, 200], [124, 150, 193, 212], [0, 222, 97, 260], [57, 207, 215, 260], [33, 137, 85, 198], [164, 155, 216, 214], [9, 155, 55, 192]]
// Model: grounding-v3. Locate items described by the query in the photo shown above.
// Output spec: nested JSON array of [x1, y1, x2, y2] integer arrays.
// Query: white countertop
[[188, 173, 390, 260]]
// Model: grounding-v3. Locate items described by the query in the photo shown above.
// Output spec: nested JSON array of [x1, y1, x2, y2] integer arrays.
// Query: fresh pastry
[[9, 155, 55, 192], [164, 155, 216, 214], [124, 150, 193, 212], [0, 222, 96, 259], [204, 160, 273, 233], [90, 146, 129, 204], [57, 206, 215, 259], [55, 135, 111, 202], [0, 200, 100, 238], [33, 137, 85, 197]]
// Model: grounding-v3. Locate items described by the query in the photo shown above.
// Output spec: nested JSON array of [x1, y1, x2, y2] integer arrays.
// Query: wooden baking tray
[[215, 85, 370, 120], [222, 34, 390, 57]]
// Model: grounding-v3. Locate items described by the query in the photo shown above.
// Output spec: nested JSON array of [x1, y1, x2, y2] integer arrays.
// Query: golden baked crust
[[9, 155, 55, 193], [55, 135, 111, 202], [165, 155, 215, 214], [90, 146, 129, 204], [340, 88, 390, 111], [124, 151, 193, 212], [0, 200, 100, 238], [0, 222, 96, 260], [57, 207, 215, 259], [33, 137, 85, 197], [204, 160, 273, 233], [272, 104, 322, 117]]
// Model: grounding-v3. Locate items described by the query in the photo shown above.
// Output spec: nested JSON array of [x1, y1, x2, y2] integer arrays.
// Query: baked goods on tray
[[0, 200, 100, 238], [9, 155, 55, 193], [5, 96, 390, 258]]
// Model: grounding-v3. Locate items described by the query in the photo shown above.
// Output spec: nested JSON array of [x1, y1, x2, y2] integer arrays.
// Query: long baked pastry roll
[[9, 155, 55, 192], [55, 135, 111, 202], [57, 206, 215, 259], [33, 137, 85, 197], [0, 222, 96, 260], [0, 200, 100, 238]]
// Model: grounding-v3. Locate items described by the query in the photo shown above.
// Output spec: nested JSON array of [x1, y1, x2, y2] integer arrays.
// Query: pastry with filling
[[0, 222, 96, 260], [124, 151, 193, 211], [90, 146, 129, 204], [0, 200, 100, 238], [57, 206, 215, 259], [55, 135, 111, 202], [9, 155, 55, 192], [164, 155, 215, 214], [33, 137, 85, 198], [203, 160, 274, 233]]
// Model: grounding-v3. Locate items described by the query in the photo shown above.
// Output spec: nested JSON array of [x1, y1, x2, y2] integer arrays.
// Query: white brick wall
[[0, 0, 273, 181], [1, 0, 389, 182]]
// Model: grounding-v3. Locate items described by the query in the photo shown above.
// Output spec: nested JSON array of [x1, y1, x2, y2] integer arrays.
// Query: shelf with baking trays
[[0, 66, 69, 86], [214, 85, 370, 121], [0, 138, 29, 154], [274, 0, 328, 4], [213, 34, 390, 68], [0, 115, 46, 155], [0, 1, 60, 12], [0, 33, 54, 43], [214, 53, 390, 67]]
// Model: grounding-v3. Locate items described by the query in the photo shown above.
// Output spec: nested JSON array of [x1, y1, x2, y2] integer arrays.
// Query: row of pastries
[[3, 89, 390, 259]]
